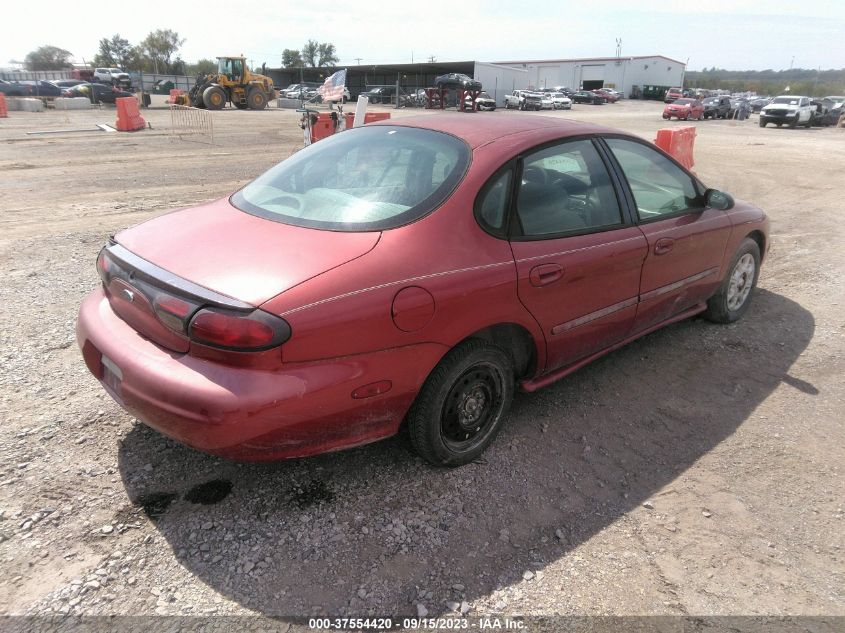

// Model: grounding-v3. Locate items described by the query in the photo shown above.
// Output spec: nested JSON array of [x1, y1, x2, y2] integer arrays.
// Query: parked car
[[597, 88, 621, 99], [702, 96, 732, 119], [359, 86, 397, 104], [465, 91, 496, 111], [0, 79, 31, 97], [63, 83, 135, 104], [19, 80, 63, 98], [593, 89, 618, 103], [77, 115, 769, 466], [571, 91, 606, 104], [759, 95, 814, 128], [504, 90, 541, 110], [539, 93, 554, 109], [664, 87, 684, 103], [52, 79, 87, 89], [549, 92, 572, 110], [749, 97, 772, 113], [93, 67, 131, 89], [824, 95, 845, 109], [809, 99, 841, 127], [434, 73, 482, 91], [662, 98, 704, 120]]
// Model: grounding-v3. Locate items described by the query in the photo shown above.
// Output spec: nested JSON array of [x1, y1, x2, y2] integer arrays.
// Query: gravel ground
[[0, 97, 843, 629]]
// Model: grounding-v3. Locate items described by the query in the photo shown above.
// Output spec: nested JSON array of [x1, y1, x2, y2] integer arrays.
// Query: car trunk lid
[[115, 197, 380, 307], [103, 197, 380, 352]]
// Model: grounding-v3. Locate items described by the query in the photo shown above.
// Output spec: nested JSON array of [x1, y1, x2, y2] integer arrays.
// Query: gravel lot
[[0, 97, 843, 627]]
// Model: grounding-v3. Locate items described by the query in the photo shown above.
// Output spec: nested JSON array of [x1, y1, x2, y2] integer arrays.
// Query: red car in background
[[593, 89, 619, 103], [663, 98, 705, 120], [77, 115, 769, 466]]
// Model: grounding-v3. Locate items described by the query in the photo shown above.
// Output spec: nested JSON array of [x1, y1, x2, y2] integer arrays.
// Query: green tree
[[92, 34, 135, 68], [317, 43, 339, 67], [24, 45, 73, 70], [139, 29, 185, 73], [302, 40, 319, 67], [282, 48, 303, 68], [186, 58, 217, 75]]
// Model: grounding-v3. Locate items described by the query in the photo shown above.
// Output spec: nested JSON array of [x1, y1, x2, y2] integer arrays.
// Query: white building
[[491, 55, 687, 98]]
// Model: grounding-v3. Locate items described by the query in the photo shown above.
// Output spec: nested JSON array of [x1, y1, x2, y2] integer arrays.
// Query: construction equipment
[[175, 56, 276, 110]]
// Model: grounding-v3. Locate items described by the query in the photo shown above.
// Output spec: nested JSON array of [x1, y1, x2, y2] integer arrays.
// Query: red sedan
[[77, 115, 769, 466], [663, 98, 705, 120]]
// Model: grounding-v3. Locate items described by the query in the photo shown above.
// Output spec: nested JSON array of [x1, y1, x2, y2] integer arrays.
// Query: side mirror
[[705, 188, 735, 210]]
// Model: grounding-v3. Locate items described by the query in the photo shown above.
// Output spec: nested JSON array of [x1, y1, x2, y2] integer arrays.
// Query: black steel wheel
[[408, 340, 514, 466]]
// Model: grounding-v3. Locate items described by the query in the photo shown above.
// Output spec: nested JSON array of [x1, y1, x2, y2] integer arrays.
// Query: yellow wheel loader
[[177, 56, 276, 110]]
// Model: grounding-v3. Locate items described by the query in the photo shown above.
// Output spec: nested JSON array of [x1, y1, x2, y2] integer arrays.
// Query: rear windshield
[[231, 125, 470, 231]]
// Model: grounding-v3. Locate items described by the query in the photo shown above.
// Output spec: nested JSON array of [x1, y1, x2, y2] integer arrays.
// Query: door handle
[[529, 264, 564, 287], [654, 238, 675, 255]]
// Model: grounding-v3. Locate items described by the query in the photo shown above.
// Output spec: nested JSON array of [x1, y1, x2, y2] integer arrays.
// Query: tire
[[776, 123, 782, 127], [759, 120, 767, 128], [247, 88, 267, 110], [407, 339, 514, 466], [202, 86, 226, 110], [704, 238, 761, 324], [804, 118, 812, 129]]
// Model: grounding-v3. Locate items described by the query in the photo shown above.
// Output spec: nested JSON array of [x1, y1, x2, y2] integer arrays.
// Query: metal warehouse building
[[268, 54, 685, 105], [491, 55, 687, 98]]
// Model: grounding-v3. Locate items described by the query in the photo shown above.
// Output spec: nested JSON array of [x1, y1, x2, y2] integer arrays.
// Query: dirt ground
[[0, 96, 843, 628]]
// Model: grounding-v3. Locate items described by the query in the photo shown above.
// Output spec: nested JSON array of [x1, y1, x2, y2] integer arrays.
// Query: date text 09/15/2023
[[307, 616, 525, 630]]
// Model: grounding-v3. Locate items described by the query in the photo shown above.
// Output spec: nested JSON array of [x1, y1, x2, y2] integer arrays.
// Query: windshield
[[674, 99, 693, 105], [231, 126, 470, 231], [773, 97, 799, 105]]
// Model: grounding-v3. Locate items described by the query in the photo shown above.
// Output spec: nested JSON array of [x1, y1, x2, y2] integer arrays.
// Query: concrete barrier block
[[276, 98, 302, 109], [54, 97, 92, 110], [8, 98, 45, 112]]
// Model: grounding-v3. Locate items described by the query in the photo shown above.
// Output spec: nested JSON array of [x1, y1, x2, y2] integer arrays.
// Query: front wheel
[[704, 238, 761, 323], [407, 340, 514, 466], [202, 86, 226, 110], [759, 120, 767, 127], [247, 88, 267, 110]]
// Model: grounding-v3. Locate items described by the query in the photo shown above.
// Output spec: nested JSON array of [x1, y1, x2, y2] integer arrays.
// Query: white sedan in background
[[550, 92, 572, 110]]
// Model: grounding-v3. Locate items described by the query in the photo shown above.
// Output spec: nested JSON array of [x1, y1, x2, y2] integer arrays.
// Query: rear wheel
[[202, 86, 226, 110], [407, 340, 514, 466], [704, 238, 761, 323], [247, 88, 267, 110]]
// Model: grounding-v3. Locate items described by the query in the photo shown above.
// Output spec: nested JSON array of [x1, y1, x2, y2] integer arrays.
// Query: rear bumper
[[76, 288, 447, 461]]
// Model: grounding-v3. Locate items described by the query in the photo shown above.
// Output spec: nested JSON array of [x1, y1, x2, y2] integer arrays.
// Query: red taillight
[[96, 248, 112, 284], [189, 308, 291, 351]]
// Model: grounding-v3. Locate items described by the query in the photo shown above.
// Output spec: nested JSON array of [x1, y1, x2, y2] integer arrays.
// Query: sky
[[3, 1, 844, 72]]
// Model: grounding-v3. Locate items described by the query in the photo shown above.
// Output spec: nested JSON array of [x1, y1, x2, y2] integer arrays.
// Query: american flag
[[318, 69, 347, 101]]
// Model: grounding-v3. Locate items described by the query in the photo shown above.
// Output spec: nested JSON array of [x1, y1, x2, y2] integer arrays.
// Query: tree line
[[685, 68, 845, 97], [23, 34, 340, 75]]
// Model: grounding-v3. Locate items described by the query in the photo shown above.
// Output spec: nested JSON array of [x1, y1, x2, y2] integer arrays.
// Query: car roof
[[371, 114, 619, 149]]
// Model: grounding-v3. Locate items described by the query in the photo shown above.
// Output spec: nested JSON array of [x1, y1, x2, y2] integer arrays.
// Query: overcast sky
[[4, 1, 844, 72]]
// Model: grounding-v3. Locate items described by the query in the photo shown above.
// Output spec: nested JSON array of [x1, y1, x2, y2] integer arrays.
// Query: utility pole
[[354, 57, 362, 65]]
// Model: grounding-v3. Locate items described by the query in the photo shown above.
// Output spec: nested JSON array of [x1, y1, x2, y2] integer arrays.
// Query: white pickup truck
[[759, 95, 814, 128], [504, 90, 542, 110]]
